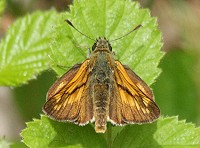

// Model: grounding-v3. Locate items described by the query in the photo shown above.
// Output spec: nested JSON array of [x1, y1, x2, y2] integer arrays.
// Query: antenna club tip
[[135, 24, 142, 30], [65, 19, 95, 41], [65, 19, 73, 27]]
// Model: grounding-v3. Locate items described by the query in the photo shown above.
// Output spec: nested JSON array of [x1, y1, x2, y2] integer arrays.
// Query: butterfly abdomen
[[93, 84, 110, 133]]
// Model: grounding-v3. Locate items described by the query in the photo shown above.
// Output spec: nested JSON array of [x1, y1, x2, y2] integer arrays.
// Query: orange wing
[[43, 60, 93, 125], [109, 61, 160, 125]]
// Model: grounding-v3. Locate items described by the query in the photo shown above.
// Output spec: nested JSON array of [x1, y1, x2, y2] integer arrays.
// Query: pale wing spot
[[55, 82, 65, 93], [53, 105, 58, 110], [55, 94, 63, 102], [136, 83, 146, 93], [53, 104, 62, 111], [146, 108, 150, 114], [141, 107, 146, 114], [62, 94, 70, 107], [134, 100, 140, 111], [143, 99, 149, 107], [142, 98, 150, 114]]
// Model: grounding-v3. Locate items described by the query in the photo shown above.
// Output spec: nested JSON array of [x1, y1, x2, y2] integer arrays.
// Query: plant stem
[[107, 123, 112, 148]]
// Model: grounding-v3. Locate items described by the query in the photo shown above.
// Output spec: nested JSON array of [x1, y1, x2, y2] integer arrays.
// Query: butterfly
[[42, 20, 160, 133]]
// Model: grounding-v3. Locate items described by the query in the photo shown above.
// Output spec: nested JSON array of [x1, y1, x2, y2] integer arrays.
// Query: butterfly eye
[[92, 42, 97, 51], [108, 43, 112, 51]]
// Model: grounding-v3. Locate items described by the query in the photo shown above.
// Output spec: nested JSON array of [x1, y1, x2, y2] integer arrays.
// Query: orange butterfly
[[43, 21, 160, 133]]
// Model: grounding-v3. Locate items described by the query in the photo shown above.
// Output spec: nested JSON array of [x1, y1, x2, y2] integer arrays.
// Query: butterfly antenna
[[66, 20, 96, 41], [110, 24, 142, 42]]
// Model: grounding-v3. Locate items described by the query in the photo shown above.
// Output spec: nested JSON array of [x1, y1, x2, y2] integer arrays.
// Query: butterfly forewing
[[46, 64, 81, 99], [43, 60, 93, 125], [108, 61, 160, 124]]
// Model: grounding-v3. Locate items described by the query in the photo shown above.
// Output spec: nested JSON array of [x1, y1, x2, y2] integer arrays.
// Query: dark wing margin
[[43, 60, 93, 125]]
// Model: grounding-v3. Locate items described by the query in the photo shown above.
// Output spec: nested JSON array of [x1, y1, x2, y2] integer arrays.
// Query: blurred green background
[[0, 0, 200, 142]]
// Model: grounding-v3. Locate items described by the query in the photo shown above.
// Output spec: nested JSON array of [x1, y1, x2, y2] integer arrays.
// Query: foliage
[[153, 50, 198, 124], [0, 0, 199, 147], [0, 10, 58, 86], [21, 115, 200, 147]]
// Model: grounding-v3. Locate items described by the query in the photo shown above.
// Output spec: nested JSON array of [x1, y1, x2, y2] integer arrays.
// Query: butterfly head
[[92, 37, 112, 52]]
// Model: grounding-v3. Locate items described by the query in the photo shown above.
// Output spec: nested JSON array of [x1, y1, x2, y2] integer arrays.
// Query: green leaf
[[21, 115, 107, 148], [22, 0, 164, 147], [22, 116, 200, 147], [51, 0, 164, 85], [10, 142, 28, 148], [0, 138, 11, 148], [153, 50, 198, 123], [0, 0, 5, 18], [0, 10, 58, 86], [113, 116, 200, 148], [13, 71, 57, 120]]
